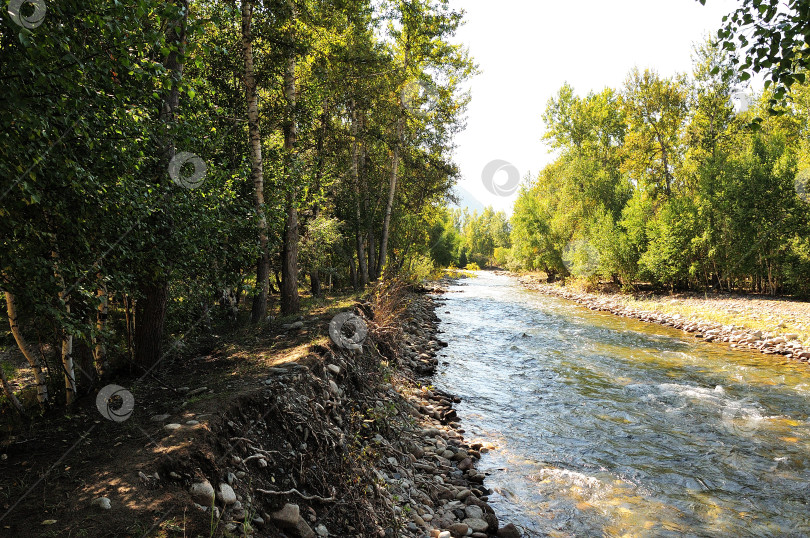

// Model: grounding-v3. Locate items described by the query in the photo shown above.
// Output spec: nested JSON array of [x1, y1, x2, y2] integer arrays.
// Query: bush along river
[[432, 272, 810, 537]]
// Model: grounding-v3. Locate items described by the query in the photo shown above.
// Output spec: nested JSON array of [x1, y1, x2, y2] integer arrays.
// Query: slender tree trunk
[[93, 281, 109, 378], [135, 0, 188, 366], [123, 293, 134, 365], [242, 0, 270, 323], [361, 132, 377, 280], [305, 105, 327, 300], [60, 320, 75, 404], [134, 282, 169, 367], [281, 30, 300, 315], [378, 116, 402, 277], [350, 104, 369, 287], [0, 360, 23, 415], [368, 232, 377, 281], [349, 254, 358, 290], [51, 250, 76, 405], [310, 270, 321, 297], [5, 291, 48, 408]]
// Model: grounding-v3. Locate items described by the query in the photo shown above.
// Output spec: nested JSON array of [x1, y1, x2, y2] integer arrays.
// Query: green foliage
[[0, 0, 474, 404], [507, 40, 810, 295], [702, 0, 810, 110]]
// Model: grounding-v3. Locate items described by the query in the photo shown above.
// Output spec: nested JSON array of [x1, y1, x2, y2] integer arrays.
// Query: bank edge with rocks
[[145, 284, 520, 538], [518, 275, 810, 364]]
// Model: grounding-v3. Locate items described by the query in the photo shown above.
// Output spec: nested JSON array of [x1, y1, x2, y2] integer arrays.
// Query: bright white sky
[[449, 0, 739, 214]]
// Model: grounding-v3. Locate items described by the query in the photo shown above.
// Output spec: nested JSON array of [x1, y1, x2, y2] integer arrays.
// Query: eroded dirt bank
[[1, 283, 521, 538]]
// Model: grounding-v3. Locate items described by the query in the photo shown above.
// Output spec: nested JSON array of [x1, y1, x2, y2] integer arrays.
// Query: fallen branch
[[256, 488, 336, 503]]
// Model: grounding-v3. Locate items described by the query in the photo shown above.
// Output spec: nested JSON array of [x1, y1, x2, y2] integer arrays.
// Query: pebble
[[217, 483, 237, 505], [271, 503, 301, 527], [496, 523, 522, 537], [189, 480, 215, 505], [464, 518, 489, 533]]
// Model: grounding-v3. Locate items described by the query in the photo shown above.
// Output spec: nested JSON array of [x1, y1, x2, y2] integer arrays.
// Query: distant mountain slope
[[448, 184, 486, 213]]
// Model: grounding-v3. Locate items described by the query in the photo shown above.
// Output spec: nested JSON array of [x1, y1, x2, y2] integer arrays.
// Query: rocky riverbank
[[0, 282, 519, 538], [518, 274, 810, 364], [166, 285, 520, 537]]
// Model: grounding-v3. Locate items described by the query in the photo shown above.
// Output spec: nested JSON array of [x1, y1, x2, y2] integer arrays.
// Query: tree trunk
[[378, 115, 401, 278], [135, 0, 188, 366], [134, 282, 169, 367], [350, 103, 369, 287], [349, 254, 358, 290], [242, 0, 270, 324], [280, 3, 300, 316], [93, 281, 109, 378], [4, 291, 48, 408], [367, 228, 377, 281], [364, 139, 378, 280], [0, 359, 24, 415], [310, 270, 321, 297], [123, 293, 135, 365], [52, 250, 76, 405]]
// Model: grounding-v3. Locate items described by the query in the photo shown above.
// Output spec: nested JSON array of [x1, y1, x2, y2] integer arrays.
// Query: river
[[432, 272, 810, 537]]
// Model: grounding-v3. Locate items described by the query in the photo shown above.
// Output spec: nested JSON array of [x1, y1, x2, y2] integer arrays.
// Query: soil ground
[[0, 292, 363, 537]]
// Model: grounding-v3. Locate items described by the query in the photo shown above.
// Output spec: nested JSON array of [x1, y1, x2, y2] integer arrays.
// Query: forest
[[508, 43, 810, 295], [1, 0, 474, 410], [2, 0, 809, 408]]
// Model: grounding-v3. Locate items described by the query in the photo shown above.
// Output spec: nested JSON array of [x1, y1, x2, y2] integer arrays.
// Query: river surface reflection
[[433, 272, 810, 537]]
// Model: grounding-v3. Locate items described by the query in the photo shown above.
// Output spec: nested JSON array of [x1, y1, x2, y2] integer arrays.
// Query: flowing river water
[[432, 272, 810, 537]]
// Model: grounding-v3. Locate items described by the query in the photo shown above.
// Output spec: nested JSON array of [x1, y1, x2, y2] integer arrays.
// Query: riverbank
[[0, 281, 520, 538], [515, 272, 810, 364]]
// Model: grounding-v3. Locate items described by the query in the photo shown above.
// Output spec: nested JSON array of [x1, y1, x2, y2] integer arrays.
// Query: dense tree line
[[510, 43, 810, 295], [427, 207, 510, 268], [0, 0, 473, 409]]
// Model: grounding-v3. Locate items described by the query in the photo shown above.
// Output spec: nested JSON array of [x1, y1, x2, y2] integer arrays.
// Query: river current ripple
[[432, 272, 810, 537]]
